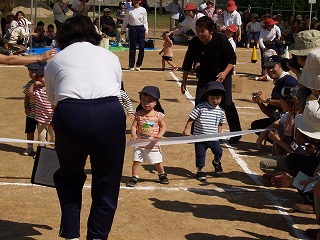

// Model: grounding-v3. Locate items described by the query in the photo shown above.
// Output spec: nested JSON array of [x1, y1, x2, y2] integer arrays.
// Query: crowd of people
[[1, 0, 320, 239]]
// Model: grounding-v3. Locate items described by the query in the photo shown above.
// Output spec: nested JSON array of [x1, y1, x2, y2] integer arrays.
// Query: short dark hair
[[195, 16, 215, 33], [48, 24, 54, 29], [56, 15, 102, 50], [37, 21, 45, 27]]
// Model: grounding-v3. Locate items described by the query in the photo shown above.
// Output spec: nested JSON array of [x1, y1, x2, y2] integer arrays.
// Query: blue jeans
[[195, 141, 222, 168], [52, 96, 126, 239]]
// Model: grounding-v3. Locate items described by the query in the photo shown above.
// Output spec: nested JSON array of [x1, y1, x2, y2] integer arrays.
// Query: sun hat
[[36, 67, 45, 76], [6, 12, 14, 19], [139, 86, 160, 99], [226, 1, 237, 12], [288, 30, 320, 56], [298, 48, 320, 90], [184, 3, 197, 11], [295, 100, 320, 140], [10, 20, 18, 28], [226, 24, 237, 33], [206, 81, 226, 92], [251, 13, 258, 18], [296, 15, 303, 21], [312, 17, 318, 21], [264, 55, 283, 67], [264, 17, 279, 26], [25, 63, 40, 70], [104, 8, 110, 12]]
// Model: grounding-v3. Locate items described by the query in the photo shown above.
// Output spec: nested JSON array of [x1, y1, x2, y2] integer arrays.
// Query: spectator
[[281, 20, 294, 46], [4, 11, 13, 33], [0, 0, 13, 36], [45, 24, 56, 46], [100, 8, 121, 43], [53, 0, 69, 32], [70, 0, 81, 16], [212, 5, 225, 32], [33, 21, 46, 45], [202, 0, 214, 21], [78, 0, 92, 17], [165, 0, 181, 31], [245, 13, 261, 49], [198, 0, 207, 13]]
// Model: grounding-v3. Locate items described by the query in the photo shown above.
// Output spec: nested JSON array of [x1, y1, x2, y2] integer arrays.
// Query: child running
[[126, 86, 169, 187], [22, 63, 40, 156], [183, 81, 226, 181], [159, 31, 178, 71]]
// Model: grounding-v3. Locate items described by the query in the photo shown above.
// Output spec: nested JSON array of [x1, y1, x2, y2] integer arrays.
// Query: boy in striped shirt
[[183, 81, 226, 181], [28, 65, 55, 146]]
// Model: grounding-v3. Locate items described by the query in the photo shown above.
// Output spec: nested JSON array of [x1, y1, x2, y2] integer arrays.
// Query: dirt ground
[[0, 38, 318, 240]]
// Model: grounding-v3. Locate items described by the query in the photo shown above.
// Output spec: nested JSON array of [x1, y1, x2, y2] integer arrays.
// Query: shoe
[[135, 66, 140, 71], [161, 68, 165, 71], [228, 135, 242, 144], [262, 173, 274, 180], [292, 203, 315, 214], [129, 67, 134, 71], [212, 161, 223, 173], [255, 76, 261, 81], [246, 43, 250, 49], [196, 171, 206, 181], [126, 176, 138, 187], [21, 148, 35, 156], [173, 66, 178, 71], [159, 173, 169, 184], [305, 228, 320, 239]]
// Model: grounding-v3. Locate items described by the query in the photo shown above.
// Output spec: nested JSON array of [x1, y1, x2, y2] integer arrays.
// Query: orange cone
[[251, 46, 257, 63]]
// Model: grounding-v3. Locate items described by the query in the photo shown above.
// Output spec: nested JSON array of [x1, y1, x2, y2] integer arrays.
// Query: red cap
[[184, 3, 196, 11], [226, 1, 237, 12], [226, 24, 237, 33], [264, 17, 279, 26]]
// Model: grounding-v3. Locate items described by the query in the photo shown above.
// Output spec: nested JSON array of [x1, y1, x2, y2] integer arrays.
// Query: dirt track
[[0, 40, 317, 240]]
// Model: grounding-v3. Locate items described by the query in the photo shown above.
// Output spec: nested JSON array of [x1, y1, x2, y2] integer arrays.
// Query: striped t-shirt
[[33, 86, 54, 124], [23, 80, 36, 118], [189, 102, 226, 135]]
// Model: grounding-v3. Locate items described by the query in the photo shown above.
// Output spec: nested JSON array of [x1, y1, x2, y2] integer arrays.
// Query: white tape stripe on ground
[[169, 71, 305, 239]]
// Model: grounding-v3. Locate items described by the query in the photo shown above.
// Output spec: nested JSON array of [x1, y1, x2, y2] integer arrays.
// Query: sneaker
[[246, 43, 250, 49], [228, 135, 241, 144], [292, 203, 315, 214], [21, 148, 35, 156], [305, 228, 320, 239], [126, 176, 138, 187], [159, 173, 169, 184], [173, 66, 178, 71], [196, 171, 206, 181], [212, 161, 223, 173], [129, 67, 134, 71], [135, 66, 140, 71]]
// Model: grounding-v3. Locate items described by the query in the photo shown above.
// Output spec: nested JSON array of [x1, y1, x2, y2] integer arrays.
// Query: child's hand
[[268, 129, 281, 142], [154, 134, 164, 139], [130, 135, 139, 140], [25, 107, 31, 115], [183, 129, 191, 136], [127, 113, 135, 122]]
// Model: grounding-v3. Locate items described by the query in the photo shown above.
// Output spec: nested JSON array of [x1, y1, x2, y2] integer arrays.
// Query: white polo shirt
[[180, 12, 205, 33], [223, 10, 242, 29]]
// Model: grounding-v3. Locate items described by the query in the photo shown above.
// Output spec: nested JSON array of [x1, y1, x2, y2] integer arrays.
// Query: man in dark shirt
[[181, 16, 242, 144], [100, 8, 120, 41]]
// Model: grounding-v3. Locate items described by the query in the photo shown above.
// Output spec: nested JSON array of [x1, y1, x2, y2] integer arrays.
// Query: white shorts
[[133, 147, 163, 164]]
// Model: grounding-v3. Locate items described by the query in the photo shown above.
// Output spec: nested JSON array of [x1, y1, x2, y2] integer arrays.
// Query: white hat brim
[[295, 114, 320, 139]]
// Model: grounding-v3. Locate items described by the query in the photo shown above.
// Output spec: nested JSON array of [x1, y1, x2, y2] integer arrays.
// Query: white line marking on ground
[[169, 71, 305, 239]]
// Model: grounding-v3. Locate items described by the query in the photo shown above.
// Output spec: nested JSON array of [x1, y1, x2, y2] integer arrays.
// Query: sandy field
[[0, 32, 318, 239]]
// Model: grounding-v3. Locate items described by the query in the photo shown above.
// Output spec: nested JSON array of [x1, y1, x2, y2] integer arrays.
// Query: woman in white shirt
[[121, 0, 148, 71], [53, 0, 69, 32], [45, 15, 126, 240]]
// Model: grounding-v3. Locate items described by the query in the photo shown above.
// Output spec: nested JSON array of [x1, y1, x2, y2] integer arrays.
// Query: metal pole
[[98, 0, 101, 34], [30, 0, 33, 53], [309, 3, 313, 30], [154, 0, 156, 45]]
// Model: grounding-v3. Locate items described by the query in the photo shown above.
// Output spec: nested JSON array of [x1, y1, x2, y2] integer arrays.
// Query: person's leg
[[195, 142, 207, 181], [128, 26, 137, 68], [161, 57, 166, 70], [1, 18, 8, 37], [135, 26, 145, 68], [208, 141, 223, 172], [37, 122, 47, 146]]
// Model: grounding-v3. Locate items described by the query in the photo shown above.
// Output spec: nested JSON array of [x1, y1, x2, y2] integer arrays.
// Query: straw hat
[[295, 100, 320, 140], [299, 48, 320, 89], [226, 1, 237, 12], [288, 30, 320, 56]]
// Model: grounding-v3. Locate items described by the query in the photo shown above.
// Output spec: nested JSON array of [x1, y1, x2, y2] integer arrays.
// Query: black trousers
[[52, 96, 126, 240], [1, 18, 8, 37], [128, 25, 145, 68], [195, 75, 242, 132], [286, 153, 320, 204]]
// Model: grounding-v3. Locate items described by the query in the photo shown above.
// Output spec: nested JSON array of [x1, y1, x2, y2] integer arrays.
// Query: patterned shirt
[[118, 89, 134, 114], [23, 80, 36, 118], [189, 102, 226, 135], [33, 86, 54, 124], [135, 110, 164, 139]]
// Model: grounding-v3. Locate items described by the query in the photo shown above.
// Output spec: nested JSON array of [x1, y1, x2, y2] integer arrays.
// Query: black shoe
[[196, 171, 206, 181], [305, 228, 320, 239], [212, 161, 223, 173], [228, 135, 241, 144], [126, 176, 138, 187], [159, 173, 169, 184]]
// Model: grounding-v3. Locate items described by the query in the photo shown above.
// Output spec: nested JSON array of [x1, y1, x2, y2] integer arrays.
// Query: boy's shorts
[[133, 147, 163, 164], [162, 56, 173, 61], [25, 116, 38, 133]]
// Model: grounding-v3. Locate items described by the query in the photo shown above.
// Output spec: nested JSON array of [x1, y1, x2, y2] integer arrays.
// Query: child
[[183, 81, 226, 181], [33, 21, 46, 46], [27, 64, 55, 146], [225, 24, 236, 75], [126, 86, 169, 187], [159, 32, 178, 72], [22, 63, 40, 156], [44, 24, 56, 46], [118, 82, 134, 121], [256, 41, 277, 81]]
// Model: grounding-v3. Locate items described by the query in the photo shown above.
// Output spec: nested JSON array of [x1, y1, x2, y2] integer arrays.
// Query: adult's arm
[[258, 29, 266, 50], [0, 48, 56, 65], [181, 38, 197, 94], [121, 9, 130, 31]]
